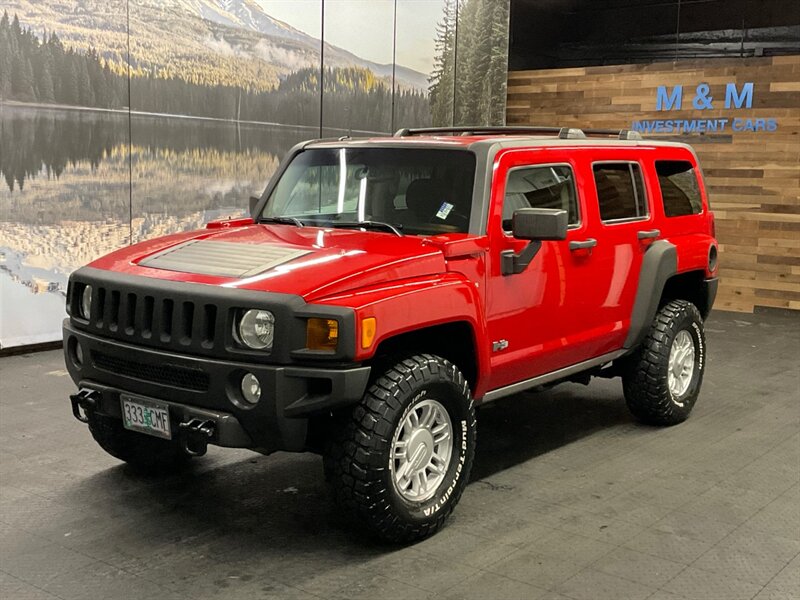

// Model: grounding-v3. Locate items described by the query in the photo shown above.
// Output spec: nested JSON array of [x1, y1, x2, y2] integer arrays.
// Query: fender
[[316, 273, 490, 395], [624, 240, 678, 350]]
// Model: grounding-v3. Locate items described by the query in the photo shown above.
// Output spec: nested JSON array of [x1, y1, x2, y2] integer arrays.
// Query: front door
[[484, 148, 654, 391]]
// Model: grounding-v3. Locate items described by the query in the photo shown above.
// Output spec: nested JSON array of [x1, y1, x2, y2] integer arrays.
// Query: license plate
[[120, 395, 171, 439]]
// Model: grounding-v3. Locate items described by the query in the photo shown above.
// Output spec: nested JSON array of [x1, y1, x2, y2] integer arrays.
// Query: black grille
[[78, 282, 219, 352], [92, 351, 210, 392], [67, 267, 356, 364]]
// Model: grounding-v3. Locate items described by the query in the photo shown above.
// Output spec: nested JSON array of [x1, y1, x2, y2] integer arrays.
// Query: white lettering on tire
[[691, 321, 705, 371]]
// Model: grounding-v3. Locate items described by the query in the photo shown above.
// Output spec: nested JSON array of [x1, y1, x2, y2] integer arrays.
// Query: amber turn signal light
[[361, 317, 377, 349], [306, 318, 339, 351]]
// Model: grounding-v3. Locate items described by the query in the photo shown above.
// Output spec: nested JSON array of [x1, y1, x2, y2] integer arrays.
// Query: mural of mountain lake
[[0, 103, 315, 347]]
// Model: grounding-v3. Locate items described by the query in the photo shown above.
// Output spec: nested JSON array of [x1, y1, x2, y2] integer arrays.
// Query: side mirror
[[249, 195, 260, 216], [502, 208, 568, 275], [511, 208, 568, 241]]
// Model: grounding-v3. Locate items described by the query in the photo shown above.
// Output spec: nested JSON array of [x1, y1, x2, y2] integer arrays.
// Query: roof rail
[[582, 128, 643, 140], [393, 126, 644, 141], [393, 126, 587, 139]]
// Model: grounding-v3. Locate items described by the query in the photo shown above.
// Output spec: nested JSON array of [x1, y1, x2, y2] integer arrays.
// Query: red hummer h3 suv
[[64, 126, 718, 542]]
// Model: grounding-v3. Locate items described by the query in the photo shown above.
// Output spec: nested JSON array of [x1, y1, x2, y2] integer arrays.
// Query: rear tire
[[623, 300, 706, 426], [88, 412, 192, 474], [324, 354, 476, 543]]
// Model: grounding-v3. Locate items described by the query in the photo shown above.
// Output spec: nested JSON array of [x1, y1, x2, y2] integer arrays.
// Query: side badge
[[492, 339, 509, 352]]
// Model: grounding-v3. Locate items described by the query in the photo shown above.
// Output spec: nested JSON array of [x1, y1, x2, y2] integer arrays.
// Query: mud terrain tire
[[623, 300, 706, 426], [324, 354, 476, 543]]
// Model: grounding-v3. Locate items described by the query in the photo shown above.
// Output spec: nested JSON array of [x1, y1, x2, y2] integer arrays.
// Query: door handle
[[569, 238, 597, 251], [637, 229, 660, 240]]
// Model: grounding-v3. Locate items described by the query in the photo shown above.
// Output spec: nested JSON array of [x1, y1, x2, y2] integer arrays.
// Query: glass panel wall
[[0, 0, 510, 347]]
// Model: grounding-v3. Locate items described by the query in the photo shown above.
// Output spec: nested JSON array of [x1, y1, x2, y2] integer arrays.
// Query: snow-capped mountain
[[180, 0, 311, 43], [142, 0, 430, 90]]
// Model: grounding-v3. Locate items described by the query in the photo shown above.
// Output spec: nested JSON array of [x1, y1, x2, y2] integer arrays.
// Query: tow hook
[[178, 419, 216, 457], [70, 389, 99, 423]]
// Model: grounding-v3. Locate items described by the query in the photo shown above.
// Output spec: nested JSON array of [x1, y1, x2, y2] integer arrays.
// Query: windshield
[[260, 148, 476, 235]]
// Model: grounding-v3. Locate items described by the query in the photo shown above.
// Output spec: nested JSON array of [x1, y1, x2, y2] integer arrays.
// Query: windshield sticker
[[436, 202, 454, 220]]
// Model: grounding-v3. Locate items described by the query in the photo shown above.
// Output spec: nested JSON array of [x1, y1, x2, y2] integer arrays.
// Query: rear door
[[587, 154, 659, 349]]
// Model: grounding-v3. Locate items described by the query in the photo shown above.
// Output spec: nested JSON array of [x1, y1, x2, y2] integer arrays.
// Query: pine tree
[[77, 57, 95, 106], [61, 57, 79, 105], [12, 55, 36, 101], [0, 13, 12, 99], [10, 13, 20, 38], [487, 0, 510, 125], [37, 52, 55, 103], [453, 0, 478, 125], [429, 0, 457, 126], [449, 0, 510, 127]]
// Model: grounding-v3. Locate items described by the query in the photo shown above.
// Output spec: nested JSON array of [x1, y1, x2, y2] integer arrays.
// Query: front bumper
[[63, 320, 371, 453]]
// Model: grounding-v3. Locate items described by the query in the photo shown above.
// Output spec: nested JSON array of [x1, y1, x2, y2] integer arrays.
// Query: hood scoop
[[139, 240, 311, 278]]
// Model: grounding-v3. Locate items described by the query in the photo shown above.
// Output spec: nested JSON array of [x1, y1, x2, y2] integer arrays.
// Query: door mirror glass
[[511, 208, 568, 241]]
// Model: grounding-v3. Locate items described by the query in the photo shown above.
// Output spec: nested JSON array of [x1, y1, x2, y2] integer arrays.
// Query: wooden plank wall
[[507, 56, 800, 313]]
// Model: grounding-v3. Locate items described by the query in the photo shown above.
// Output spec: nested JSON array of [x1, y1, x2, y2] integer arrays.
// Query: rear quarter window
[[656, 160, 704, 217]]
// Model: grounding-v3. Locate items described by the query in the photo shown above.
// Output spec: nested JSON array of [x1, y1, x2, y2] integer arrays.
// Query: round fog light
[[74, 342, 84, 366], [240, 373, 261, 405]]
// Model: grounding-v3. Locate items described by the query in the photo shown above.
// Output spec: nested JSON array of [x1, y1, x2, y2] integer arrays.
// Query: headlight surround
[[236, 309, 275, 350], [80, 285, 92, 319]]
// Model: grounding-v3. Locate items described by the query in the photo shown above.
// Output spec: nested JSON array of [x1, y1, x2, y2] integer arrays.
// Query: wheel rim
[[390, 398, 453, 503], [668, 330, 695, 400]]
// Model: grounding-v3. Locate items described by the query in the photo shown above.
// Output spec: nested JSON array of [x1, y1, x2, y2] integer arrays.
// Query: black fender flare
[[624, 240, 678, 350]]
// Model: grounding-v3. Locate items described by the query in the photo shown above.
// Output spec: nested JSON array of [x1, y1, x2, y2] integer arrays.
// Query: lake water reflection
[[0, 104, 310, 347]]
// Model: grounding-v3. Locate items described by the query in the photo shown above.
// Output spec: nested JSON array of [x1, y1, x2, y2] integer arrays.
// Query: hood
[[87, 224, 447, 300]]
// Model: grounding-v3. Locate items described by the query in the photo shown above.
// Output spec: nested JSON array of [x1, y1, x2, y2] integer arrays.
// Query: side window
[[503, 165, 579, 231], [656, 160, 703, 217], [593, 163, 648, 222]]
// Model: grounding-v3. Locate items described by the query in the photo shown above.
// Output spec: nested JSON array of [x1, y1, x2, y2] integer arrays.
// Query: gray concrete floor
[[1, 310, 798, 600]]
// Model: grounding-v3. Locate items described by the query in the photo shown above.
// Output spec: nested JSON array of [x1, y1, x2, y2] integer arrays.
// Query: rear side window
[[503, 165, 579, 231], [656, 160, 703, 217], [593, 163, 648, 222]]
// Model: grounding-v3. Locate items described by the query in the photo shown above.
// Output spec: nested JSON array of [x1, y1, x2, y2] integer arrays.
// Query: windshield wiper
[[260, 216, 304, 227], [327, 221, 404, 236]]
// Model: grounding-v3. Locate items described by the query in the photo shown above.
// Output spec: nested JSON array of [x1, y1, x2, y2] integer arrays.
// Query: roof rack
[[582, 128, 643, 140], [393, 126, 642, 141], [394, 126, 585, 139]]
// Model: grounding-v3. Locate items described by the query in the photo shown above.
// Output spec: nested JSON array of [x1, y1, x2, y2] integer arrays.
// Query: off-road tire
[[324, 354, 476, 543], [87, 412, 192, 474], [623, 299, 706, 426]]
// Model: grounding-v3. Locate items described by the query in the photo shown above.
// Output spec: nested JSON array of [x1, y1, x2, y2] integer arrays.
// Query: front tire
[[87, 412, 193, 474], [623, 300, 707, 425], [324, 354, 476, 543]]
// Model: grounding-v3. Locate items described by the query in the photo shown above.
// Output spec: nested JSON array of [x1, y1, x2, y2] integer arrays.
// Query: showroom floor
[[1, 310, 798, 600]]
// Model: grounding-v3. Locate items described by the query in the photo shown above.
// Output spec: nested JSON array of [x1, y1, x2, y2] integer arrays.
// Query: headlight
[[80, 285, 92, 319], [237, 309, 275, 350]]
